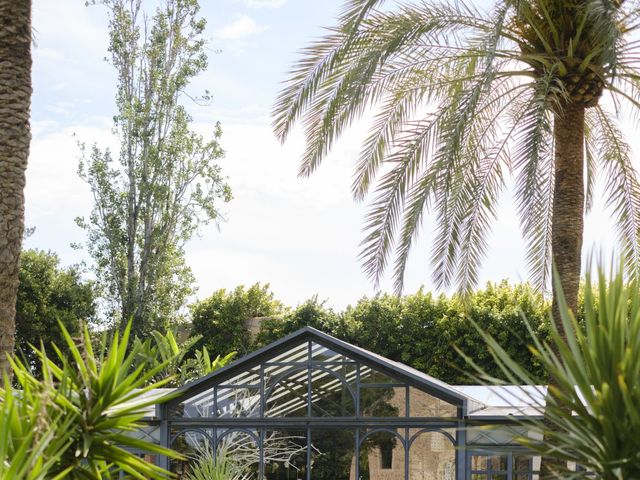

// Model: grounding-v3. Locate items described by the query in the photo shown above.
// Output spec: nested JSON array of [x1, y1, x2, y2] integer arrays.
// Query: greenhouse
[[151, 327, 543, 479]]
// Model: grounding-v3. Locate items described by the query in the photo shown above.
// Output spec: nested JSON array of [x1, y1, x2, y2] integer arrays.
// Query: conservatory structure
[[150, 327, 544, 480]]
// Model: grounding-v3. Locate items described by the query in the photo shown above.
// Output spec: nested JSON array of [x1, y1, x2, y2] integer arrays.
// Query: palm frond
[[513, 71, 557, 292], [590, 106, 640, 278]]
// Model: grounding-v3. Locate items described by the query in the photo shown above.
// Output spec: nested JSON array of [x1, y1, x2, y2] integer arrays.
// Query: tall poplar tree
[[78, 0, 231, 335]]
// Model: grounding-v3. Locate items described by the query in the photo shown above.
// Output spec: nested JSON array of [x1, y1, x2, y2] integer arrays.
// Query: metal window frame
[[156, 327, 472, 479]]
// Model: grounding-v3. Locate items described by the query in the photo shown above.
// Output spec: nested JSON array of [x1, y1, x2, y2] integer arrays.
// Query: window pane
[[266, 369, 309, 417], [361, 386, 406, 417], [169, 429, 213, 478], [216, 387, 260, 418], [359, 430, 405, 480], [359, 365, 401, 384], [264, 429, 307, 480], [216, 429, 259, 477], [222, 367, 261, 387], [170, 388, 214, 418], [409, 387, 457, 417], [310, 368, 355, 417], [488, 455, 508, 472], [311, 429, 356, 480], [467, 426, 526, 444], [269, 341, 309, 363], [470, 455, 489, 471], [409, 429, 456, 480], [311, 342, 350, 362]]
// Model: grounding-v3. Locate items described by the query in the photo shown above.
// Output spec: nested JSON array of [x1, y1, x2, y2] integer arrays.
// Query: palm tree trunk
[[541, 103, 585, 478], [0, 0, 32, 374], [551, 103, 585, 336]]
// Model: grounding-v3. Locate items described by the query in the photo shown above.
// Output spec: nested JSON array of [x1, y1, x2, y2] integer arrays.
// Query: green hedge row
[[191, 281, 552, 384]]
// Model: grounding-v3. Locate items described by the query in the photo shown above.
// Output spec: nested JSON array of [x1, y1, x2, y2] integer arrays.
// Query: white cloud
[[215, 15, 268, 40], [239, 0, 287, 8]]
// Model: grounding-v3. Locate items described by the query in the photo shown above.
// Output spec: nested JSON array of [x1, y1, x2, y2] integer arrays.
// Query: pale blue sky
[[27, 0, 615, 309]]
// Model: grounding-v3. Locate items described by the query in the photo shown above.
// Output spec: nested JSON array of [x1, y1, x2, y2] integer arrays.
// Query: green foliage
[[256, 296, 343, 346], [77, 0, 231, 336], [185, 446, 245, 480], [273, 0, 640, 294], [191, 283, 283, 356], [133, 328, 235, 387], [256, 282, 549, 384], [465, 263, 640, 479], [0, 321, 179, 479], [0, 372, 74, 479], [16, 249, 96, 373]]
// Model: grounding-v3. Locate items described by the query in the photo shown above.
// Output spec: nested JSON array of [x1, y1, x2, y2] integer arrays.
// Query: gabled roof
[[164, 326, 482, 411]]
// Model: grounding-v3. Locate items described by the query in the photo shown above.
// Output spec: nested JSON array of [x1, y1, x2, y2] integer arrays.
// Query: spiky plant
[[1, 322, 181, 479], [462, 261, 640, 479], [273, 0, 640, 333]]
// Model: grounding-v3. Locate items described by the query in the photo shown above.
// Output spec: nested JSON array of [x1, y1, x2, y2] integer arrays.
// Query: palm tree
[[273, 0, 640, 333], [0, 0, 31, 373]]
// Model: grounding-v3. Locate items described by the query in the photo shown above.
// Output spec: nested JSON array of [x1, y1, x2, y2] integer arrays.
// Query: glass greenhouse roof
[[150, 327, 544, 480], [162, 327, 481, 421]]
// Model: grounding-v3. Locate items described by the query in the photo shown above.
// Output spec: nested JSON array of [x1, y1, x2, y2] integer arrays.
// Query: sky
[[27, 0, 618, 310]]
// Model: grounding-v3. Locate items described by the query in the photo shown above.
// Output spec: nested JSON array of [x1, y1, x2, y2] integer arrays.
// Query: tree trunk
[[0, 0, 32, 374], [541, 103, 585, 478], [551, 103, 585, 338]]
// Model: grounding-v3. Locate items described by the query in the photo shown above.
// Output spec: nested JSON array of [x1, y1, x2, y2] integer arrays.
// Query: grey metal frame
[[156, 327, 471, 479], [466, 448, 539, 479]]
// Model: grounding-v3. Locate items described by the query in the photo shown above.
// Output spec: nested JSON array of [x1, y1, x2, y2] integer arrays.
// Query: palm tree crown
[[273, 0, 640, 295]]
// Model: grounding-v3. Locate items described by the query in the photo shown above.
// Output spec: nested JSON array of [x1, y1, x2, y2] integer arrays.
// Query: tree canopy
[[16, 249, 95, 373]]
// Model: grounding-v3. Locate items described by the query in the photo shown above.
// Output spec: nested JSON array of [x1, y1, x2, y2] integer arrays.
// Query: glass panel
[[216, 429, 260, 478], [269, 341, 309, 363], [310, 429, 356, 480], [324, 362, 358, 386], [470, 455, 489, 471], [514, 454, 532, 472], [216, 387, 260, 418], [409, 429, 456, 480], [410, 387, 457, 417], [266, 369, 309, 417], [467, 426, 525, 445], [359, 365, 400, 384], [170, 388, 214, 418], [488, 455, 508, 472], [361, 386, 406, 417], [264, 429, 307, 479], [359, 430, 405, 480], [223, 367, 261, 387], [310, 368, 355, 417], [311, 342, 350, 362], [169, 428, 213, 478]]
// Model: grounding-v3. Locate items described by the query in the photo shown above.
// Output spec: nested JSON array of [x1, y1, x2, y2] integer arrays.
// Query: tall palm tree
[[273, 0, 640, 332], [0, 0, 31, 373]]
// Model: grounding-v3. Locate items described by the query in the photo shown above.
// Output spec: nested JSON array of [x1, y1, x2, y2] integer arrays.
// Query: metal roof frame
[[162, 326, 474, 410]]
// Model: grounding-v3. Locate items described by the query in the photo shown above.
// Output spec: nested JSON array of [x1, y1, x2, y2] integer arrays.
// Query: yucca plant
[[462, 262, 640, 479], [0, 367, 74, 479], [133, 329, 235, 386], [185, 445, 246, 480], [0, 321, 182, 479]]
